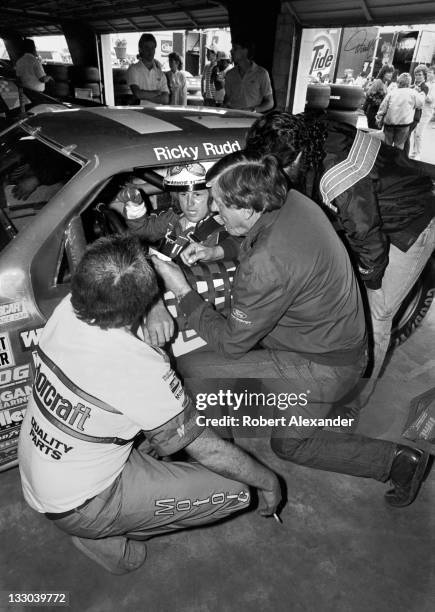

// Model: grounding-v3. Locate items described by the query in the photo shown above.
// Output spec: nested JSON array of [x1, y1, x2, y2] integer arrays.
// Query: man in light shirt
[[15, 38, 52, 93], [224, 38, 274, 113], [126, 33, 169, 105], [18, 235, 281, 575]]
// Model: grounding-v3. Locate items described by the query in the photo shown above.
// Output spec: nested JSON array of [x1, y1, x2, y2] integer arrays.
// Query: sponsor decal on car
[[0, 300, 29, 325], [0, 364, 31, 388], [0, 383, 32, 409], [19, 328, 43, 351], [0, 333, 15, 369], [0, 427, 21, 443], [0, 405, 26, 430], [153, 140, 241, 162]]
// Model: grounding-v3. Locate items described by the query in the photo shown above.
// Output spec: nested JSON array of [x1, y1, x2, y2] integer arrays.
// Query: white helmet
[[163, 163, 207, 192]]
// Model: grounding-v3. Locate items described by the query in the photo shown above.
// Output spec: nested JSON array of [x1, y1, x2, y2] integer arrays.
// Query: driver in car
[[121, 162, 241, 261]]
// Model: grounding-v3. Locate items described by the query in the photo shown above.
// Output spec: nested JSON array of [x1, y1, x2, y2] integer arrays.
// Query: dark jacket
[[180, 190, 366, 365], [322, 120, 435, 289]]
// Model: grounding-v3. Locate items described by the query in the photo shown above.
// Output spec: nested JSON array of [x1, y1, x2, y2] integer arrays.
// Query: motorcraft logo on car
[[153, 140, 241, 162], [0, 301, 28, 325], [0, 334, 15, 369], [19, 328, 43, 351]]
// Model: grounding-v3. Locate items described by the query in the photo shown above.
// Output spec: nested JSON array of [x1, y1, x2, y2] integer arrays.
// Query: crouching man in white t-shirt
[[18, 234, 281, 575]]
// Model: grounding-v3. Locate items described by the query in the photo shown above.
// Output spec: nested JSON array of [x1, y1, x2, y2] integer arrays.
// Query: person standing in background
[[211, 51, 232, 107], [166, 52, 187, 106], [201, 45, 217, 106], [387, 69, 399, 93], [376, 72, 423, 149], [363, 64, 394, 128], [410, 64, 434, 160], [224, 38, 274, 113], [126, 33, 169, 105], [15, 39, 53, 93]]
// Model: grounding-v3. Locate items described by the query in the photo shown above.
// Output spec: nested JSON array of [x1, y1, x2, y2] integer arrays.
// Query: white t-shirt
[[18, 296, 200, 513], [126, 60, 169, 100], [15, 53, 46, 92]]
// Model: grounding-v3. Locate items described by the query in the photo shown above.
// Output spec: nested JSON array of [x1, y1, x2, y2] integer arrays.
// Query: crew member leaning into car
[[18, 234, 281, 575], [152, 150, 430, 508], [244, 110, 435, 408]]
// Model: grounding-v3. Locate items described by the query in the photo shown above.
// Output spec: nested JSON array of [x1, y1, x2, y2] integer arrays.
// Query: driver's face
[[178, 189, 209, 223]]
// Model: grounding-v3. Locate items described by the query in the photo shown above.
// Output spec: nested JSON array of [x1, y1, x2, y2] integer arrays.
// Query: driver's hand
[[12, 175, 40, 200], [142, 300, 175, 347]]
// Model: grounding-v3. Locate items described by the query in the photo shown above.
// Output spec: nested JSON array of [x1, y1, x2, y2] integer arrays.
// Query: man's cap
[[163, 163, 208, 192], [206, 43, 218, 53], [216, 51, 230, 61]]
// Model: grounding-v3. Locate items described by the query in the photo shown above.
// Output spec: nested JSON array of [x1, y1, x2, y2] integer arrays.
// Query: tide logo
[[310, 33, 336, 74]]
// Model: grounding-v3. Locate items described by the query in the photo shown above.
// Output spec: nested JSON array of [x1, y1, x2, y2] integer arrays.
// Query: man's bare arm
[[130, 84, 169, 104], [185, 427, 281, 516]]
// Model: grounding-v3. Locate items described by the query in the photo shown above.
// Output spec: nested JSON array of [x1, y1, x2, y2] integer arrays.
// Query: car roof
[[24, 106, 257, 167]]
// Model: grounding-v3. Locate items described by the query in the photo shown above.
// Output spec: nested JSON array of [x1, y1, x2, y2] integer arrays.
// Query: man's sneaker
[[71, 535, 147, 574], [385, 445, 431, 507]]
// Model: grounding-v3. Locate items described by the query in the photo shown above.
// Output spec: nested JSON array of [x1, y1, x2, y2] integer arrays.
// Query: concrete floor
[[1, 300, 434, 612]]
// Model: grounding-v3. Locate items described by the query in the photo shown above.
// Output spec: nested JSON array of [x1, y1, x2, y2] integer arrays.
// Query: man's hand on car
[[142, 299, 175, 346], [151, 256, 192, 299]]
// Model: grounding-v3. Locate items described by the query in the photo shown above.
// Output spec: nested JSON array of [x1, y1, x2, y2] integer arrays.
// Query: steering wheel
[[103, 209, 127, 234], [93, 203, 127, 236]]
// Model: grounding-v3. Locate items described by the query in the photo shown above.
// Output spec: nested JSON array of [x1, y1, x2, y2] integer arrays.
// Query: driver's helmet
[[163, 162, 207, 192]]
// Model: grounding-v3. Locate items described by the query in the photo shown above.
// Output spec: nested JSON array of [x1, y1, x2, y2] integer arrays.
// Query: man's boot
[[385, 445, 431, 507]]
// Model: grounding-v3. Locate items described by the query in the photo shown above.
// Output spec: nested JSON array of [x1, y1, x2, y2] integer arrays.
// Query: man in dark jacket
[[245, 110, 435, 400], [152, 151, 430, 508]]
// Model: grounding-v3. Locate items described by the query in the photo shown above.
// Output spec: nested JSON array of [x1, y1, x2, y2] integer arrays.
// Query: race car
[[0, 105, 256, 471]]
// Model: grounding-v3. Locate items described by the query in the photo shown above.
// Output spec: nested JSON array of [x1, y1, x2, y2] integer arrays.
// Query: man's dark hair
[[71, 235, 159, 330], [207, 150, 287, 213], [168, 52, 183, 70], [414, 64, 428, 79], [22, 38, 37, 55], [245, 110, 328, 202], [139, 33, 157, 48], [376, 64, 394, 80], [232, 37, 255, 60]]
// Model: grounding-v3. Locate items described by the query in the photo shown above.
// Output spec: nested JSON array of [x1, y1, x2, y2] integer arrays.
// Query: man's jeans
[[383, 125, 410, 149], [361, 218, 435, 404], [411, 110, 432, 158], [177, 348, 395, 482]]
